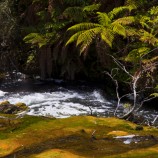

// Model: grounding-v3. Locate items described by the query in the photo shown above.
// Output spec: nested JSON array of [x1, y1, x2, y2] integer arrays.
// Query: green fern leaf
[[139, 30, 158, 46], [125, 47, 150, 62], [83, 4, 101, 12], [23, 33, 48, 48], [150, 93, 158, 97], [101, 29, 114, 47], [67, 23, 101, 32], [97, 12, 111, 26], [76, 27, 101, 46], [125, 27, 138, 36], [108, 6, 132, 19], [66, 31, 85, 45], [112, 23, 126, 37], [113, 16, 135, 25]]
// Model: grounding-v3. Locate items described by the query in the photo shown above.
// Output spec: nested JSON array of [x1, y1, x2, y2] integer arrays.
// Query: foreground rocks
[[0, 101, 28, 114]]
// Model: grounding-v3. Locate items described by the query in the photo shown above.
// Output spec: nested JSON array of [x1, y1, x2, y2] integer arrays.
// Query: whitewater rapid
[[0, 88, 114, 118]]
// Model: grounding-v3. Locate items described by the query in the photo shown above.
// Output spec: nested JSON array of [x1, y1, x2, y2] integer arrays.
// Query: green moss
[[0, 115, 158, 157], [0, 101, 10, 105], [15, 102, 28, 110]]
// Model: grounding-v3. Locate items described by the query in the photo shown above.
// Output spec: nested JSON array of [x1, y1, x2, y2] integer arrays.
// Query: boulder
[[0, 101, 28, 114]]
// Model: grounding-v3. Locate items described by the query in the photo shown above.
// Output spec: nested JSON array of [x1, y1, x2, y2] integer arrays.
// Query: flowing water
[[0, 76, 158, 125]]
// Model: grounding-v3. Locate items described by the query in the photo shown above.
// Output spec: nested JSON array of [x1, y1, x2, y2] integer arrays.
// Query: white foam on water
[[0, 89, 113, 118], [115, 135, 136, 139], [0, 90, 7, 97]]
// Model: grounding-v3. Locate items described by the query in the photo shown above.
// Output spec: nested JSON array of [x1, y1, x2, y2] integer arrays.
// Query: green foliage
[[139, 30, 158, 46], [125, 47, 150, 62], [83, 3, 101, 13], [63, 0, 87, 5], [150, 93, 158, 97], [66, 5, 135, 53], [108, 6, 135, 19], [97, 12, 111, 26], [63, 3, 100, 22], [20, 0, 158, 85], [0, 0, 17, 41], [23, 33, 48, 48]]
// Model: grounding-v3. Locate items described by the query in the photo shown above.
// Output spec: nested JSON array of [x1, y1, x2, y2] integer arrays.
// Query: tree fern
[[66, 6, 135, 53]]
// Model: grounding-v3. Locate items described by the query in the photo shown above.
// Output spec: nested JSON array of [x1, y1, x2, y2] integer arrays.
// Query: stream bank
[[0, 115, 158, 158]]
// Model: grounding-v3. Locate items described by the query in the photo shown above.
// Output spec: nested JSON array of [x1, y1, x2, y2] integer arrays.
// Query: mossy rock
[[0, 101, 28, 114], [0, 101, 10, 105], [0, 102, 19, 114], [15, 102, 28, 110]]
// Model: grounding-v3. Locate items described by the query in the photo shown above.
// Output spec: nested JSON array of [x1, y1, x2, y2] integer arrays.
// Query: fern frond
[[112, 23, 126, 37], [139, 16, 150, 29], [125, 0, 139, 10], [76, 27, 101, 46], [67, 23, 101, 32], [139, 30, 158, 46], [101, 29, 114, 47], [83, 3, 101, 12], [108, 6, 132, 20], [125, 27, 139, 36], [112, 16, 135, 25], [23, 33, 47, 48], [125, 47, 150, 62], [97, 12, 111, 26], [150, 93, 158, 97], [66, 31, 85, 45]]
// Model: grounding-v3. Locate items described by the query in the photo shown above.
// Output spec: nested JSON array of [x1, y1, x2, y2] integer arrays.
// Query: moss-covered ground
[[0, 115, 158, 157]]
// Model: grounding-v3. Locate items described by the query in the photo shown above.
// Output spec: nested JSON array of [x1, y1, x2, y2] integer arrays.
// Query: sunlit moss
[[0, 115, 158, 157]]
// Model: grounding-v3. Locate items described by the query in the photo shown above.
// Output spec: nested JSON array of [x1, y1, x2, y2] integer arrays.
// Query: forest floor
[[0, 115, 158, 157]]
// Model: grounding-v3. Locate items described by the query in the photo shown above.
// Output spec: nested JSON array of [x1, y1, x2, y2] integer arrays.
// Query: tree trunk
[[39, 45, 52, 79]]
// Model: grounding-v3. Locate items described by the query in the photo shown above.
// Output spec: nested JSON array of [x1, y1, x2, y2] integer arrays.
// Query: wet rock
[[15, 102, 28, 110], [0, 101, 28, 114]]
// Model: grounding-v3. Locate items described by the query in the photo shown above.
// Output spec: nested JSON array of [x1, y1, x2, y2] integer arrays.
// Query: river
[[0, 77, 158, 125]]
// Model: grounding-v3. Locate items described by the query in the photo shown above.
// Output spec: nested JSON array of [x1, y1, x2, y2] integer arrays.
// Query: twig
[[152, 115, 158, 125]]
